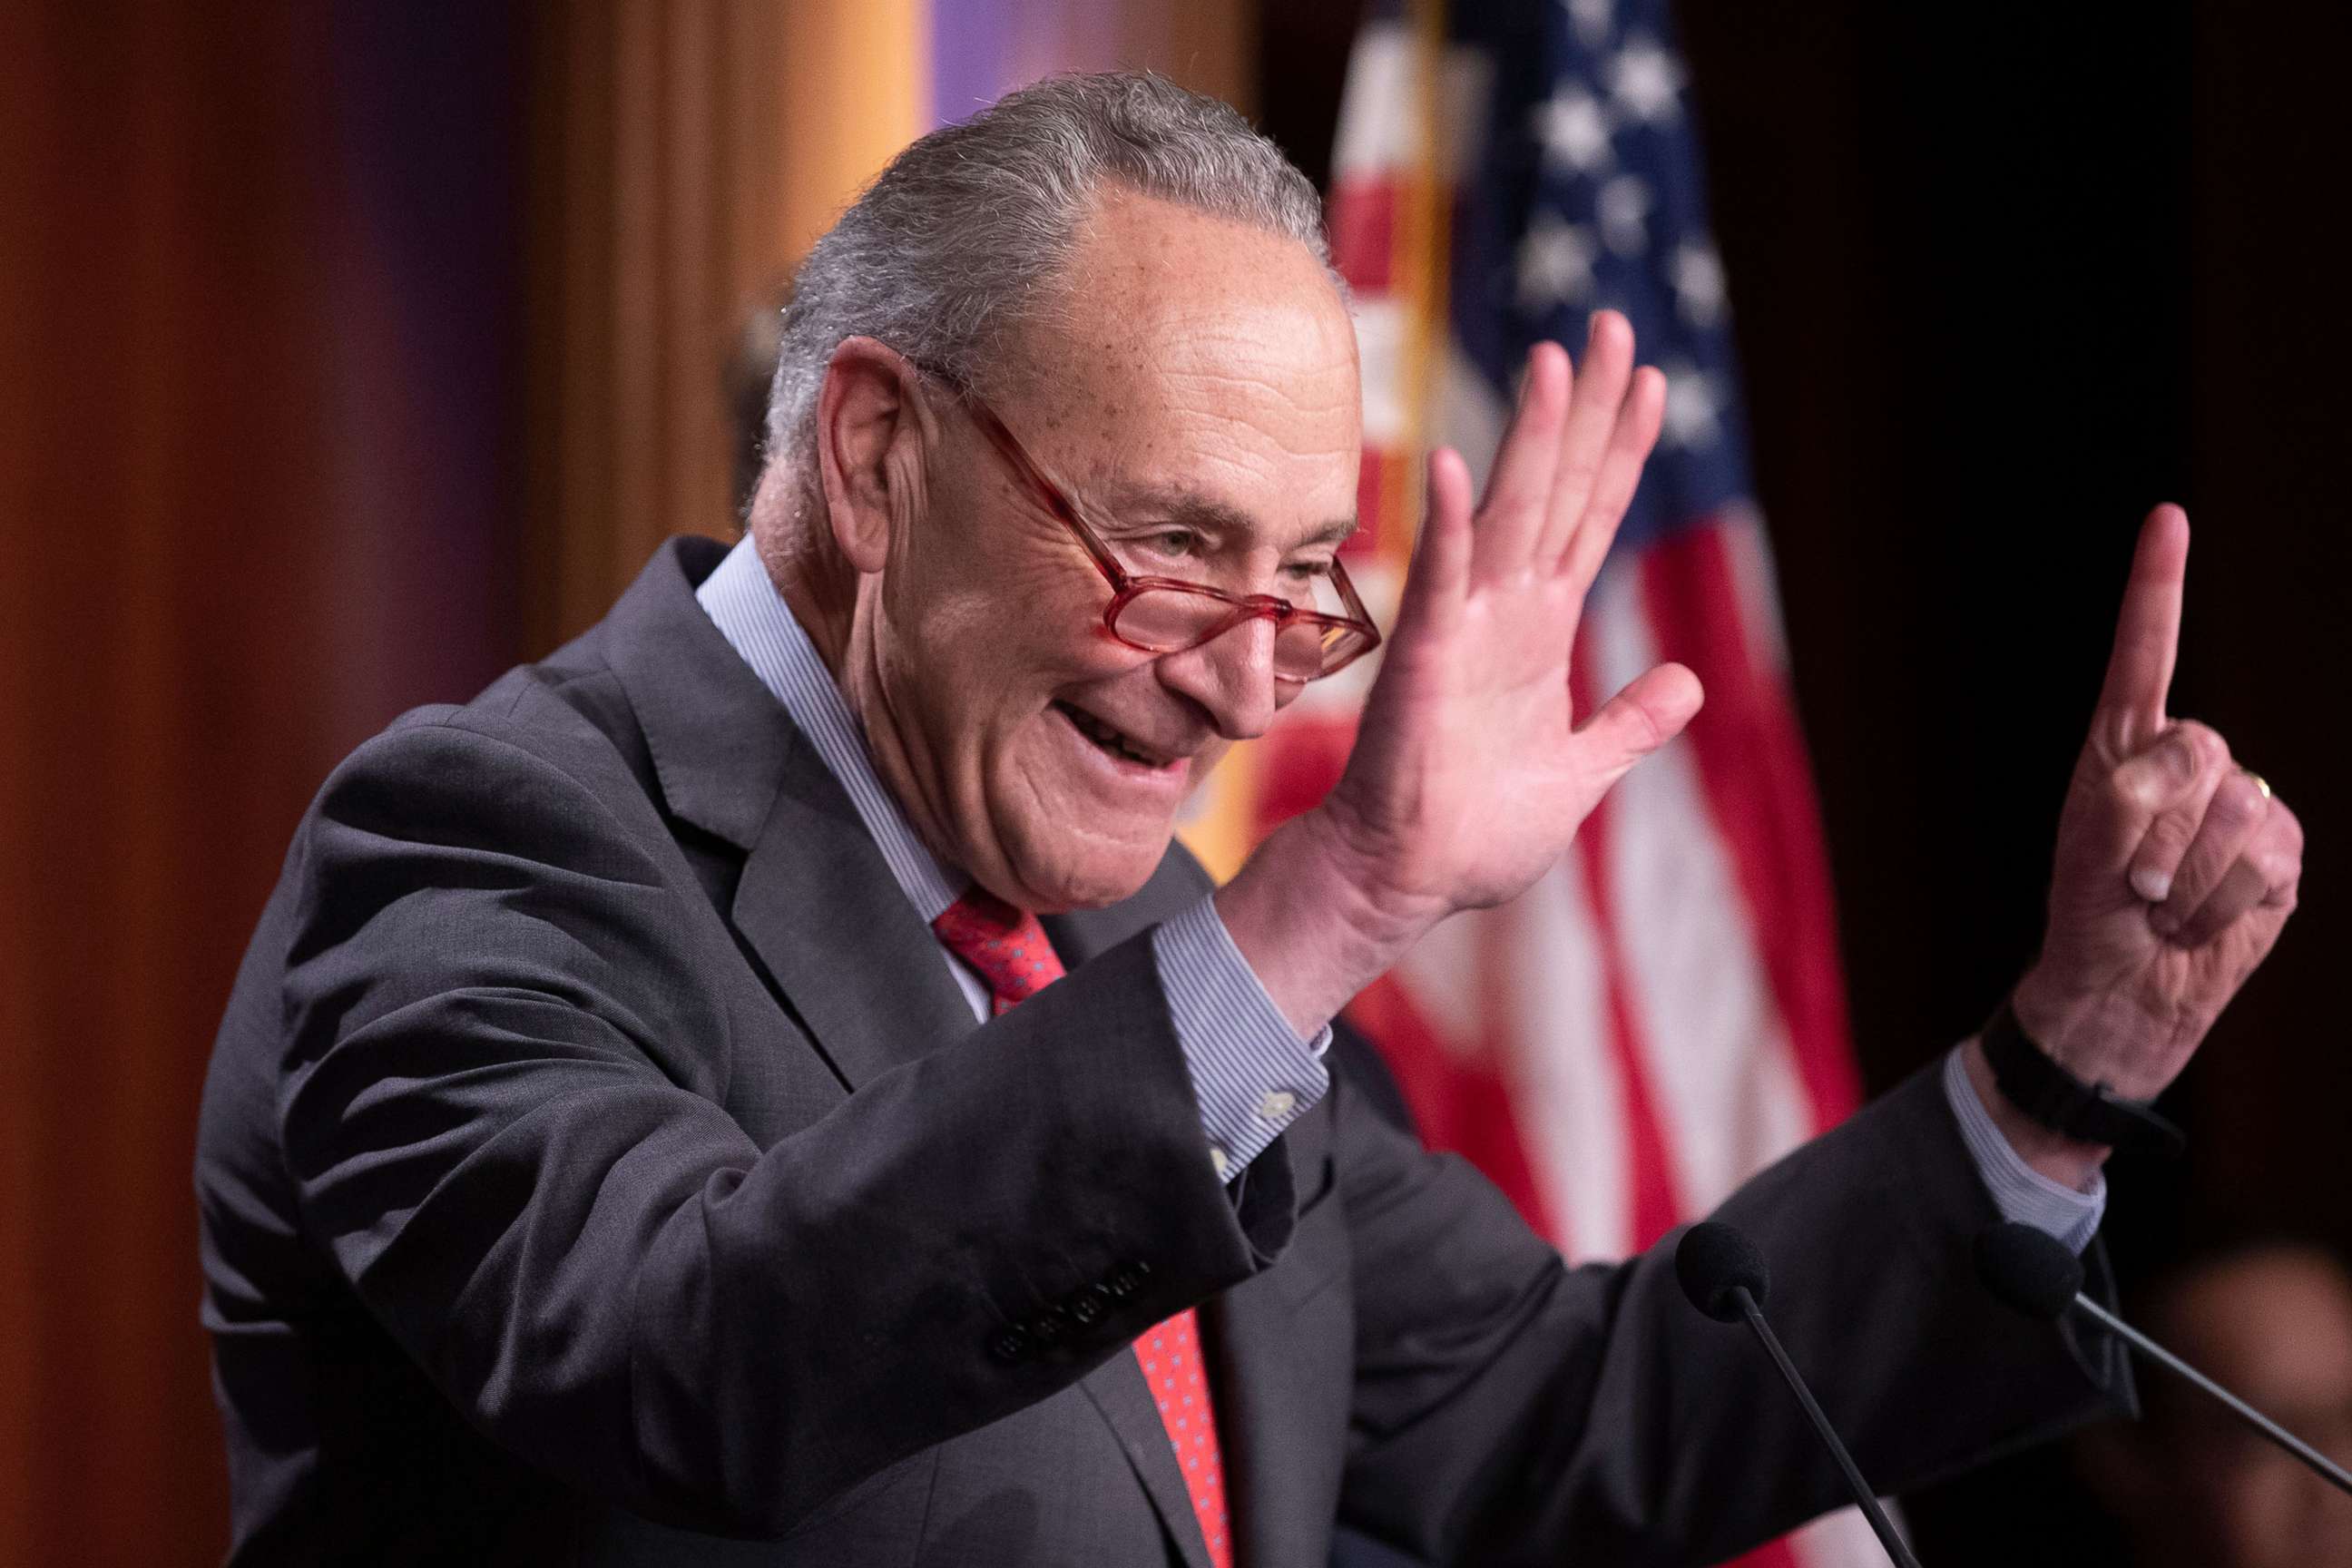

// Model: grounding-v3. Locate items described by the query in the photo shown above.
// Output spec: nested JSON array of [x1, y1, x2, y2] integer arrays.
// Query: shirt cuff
[[1152, 896, 1332, 1185], [1940, 1044, 2106, 1255]]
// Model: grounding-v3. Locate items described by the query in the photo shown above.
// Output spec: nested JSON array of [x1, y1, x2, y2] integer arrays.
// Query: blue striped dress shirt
[[1942, 1048, 2105, 1253]]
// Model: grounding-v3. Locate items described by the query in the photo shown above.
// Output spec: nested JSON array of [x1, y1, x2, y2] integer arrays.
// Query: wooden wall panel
[[0, 5, 1282, 1563], [3, 4, 530, 1562], [1, 5, 342, 1563], [523, 0, 928, 652], [3, 12, 1259, 1564]]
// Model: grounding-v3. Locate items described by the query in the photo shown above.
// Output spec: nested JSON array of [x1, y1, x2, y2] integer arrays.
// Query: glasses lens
[[1112, 586, 1375, 682], [1305, 622, 1376, 678], [1273, 621, 1335, 682], [1110, 586, 1229, 653]]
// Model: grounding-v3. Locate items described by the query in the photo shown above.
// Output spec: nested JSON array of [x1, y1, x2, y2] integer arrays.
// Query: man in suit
[[198, 74, 2303, 1564]]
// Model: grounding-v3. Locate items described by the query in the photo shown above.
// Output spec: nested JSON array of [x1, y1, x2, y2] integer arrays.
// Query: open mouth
[[1053, 701, 1173, 769]]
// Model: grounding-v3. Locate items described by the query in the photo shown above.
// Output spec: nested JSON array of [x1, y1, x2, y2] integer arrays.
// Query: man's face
[[2083, 1246, 2352, 1568], [2156, 1250, 2352, 1568], [856, 191, 1361, 911]]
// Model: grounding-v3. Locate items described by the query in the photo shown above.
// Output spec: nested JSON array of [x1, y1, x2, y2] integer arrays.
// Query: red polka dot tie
[[932, 887, 1235, 1568], [929, 885, 1068, 1017], [1132, 1300, 1232, 1568]]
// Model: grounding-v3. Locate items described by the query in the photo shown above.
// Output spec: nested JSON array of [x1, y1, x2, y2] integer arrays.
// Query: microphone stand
[[1730, 1286, 1926, 1568], [2071, 1294, 2352, 1497]]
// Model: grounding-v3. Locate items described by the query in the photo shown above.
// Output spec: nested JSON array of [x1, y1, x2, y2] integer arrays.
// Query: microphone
[[1675, 1222, 1926, 1568], [1974, 1222, 2352, 1498]]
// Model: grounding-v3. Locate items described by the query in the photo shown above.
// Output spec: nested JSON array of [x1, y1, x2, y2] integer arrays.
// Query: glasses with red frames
[[916, 366, 1382, 684]]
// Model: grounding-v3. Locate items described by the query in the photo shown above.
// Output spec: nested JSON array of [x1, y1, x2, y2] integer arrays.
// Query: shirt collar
[[694, 534, 965, 923]]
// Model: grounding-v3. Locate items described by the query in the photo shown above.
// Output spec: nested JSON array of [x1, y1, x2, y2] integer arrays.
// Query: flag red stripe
[[1247, 714, 1355, 833], [1347, 974, 1560, 1241], [1572, 795, 1684, 1252], [1349, 449, 1404, 562], [1312, 21, 1878, 1562], [1727, 1538, 1808, 1568], [1328, 175, 1402, 292], [1569, 626, 1683, 1250], [1639, 524, 1860, 1131], [1245, 713, 1563, 1237]]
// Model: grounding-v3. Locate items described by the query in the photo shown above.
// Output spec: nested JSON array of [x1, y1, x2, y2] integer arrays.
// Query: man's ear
[[815, 338, 930, 575]]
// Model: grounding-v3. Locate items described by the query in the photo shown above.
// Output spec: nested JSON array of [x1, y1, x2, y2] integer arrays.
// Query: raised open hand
[[1320, 311, 1703, 930], [1218, 313, 1704, 1034], [2015, 505, 2303, 1102]]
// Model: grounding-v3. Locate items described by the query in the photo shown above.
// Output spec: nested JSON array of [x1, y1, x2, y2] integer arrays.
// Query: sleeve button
[[989, 1328, 1031, 1362]]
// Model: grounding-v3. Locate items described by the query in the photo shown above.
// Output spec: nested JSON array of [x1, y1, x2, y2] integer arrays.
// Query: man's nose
[[1152, 614, 1281, 740]]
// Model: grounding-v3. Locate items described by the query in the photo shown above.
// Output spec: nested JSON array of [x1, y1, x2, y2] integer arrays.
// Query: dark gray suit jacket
[[198, 538, 2124, 1565]]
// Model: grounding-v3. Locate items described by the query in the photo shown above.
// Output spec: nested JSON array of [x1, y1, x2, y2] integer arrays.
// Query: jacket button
[[1106, 1267, 1142, 1299], [1031, 1307, 1072, 1344], [1070, 1285, 1112, 1325], [989, 1328, 1031, 1363]]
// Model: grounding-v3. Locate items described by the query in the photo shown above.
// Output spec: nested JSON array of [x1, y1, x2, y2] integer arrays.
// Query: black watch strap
[[1980, 1001, 2186, 1156]]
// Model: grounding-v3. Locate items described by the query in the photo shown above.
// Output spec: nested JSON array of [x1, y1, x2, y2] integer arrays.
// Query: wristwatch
[[1979, 999, 2187, 1156]]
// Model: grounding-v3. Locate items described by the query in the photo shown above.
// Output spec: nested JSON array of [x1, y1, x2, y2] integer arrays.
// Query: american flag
[[1188, 0, 1881, 1559]]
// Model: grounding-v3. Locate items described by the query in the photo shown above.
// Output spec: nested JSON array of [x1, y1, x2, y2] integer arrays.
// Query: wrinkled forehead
[[990, 192, 1363, 540]]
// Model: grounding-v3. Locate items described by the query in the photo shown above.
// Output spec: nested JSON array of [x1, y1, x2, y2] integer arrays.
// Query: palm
[[1329, 318, 1701, 921]]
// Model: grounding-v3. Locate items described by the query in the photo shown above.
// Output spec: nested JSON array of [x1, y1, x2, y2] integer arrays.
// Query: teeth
[[1062, 704, 1159, 766]]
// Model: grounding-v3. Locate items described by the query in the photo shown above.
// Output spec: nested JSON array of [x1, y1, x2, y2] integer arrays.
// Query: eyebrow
[[1096, 481, 1358, 552]]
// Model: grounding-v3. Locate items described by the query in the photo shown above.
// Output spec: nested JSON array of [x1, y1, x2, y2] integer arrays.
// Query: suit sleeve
[[276, 717, 1289, 1538], [1330, 1060, 2132, 1566]]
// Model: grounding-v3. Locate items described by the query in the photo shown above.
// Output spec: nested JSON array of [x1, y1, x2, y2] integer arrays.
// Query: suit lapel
[[730, 739, 977, 1088], [602, 544, 1249, 1556], [597, 538, 975, 1090], [1080, 1350, 1215, 1568]]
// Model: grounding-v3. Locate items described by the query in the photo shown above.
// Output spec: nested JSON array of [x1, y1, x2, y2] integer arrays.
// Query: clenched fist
[[1975, 505, 2302, 1171]]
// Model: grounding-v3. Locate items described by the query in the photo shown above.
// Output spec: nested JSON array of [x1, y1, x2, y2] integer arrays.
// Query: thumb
[[1394, 447, 1475, 640], [2072, 721, 2214, 873], [1571, 662, 1703, 794]]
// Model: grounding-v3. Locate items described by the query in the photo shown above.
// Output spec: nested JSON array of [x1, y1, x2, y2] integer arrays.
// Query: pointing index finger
[[2096, 505, 2190, 751]]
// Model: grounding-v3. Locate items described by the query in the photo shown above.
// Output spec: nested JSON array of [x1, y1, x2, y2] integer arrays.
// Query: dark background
[[5, 3, 2348, 1563]]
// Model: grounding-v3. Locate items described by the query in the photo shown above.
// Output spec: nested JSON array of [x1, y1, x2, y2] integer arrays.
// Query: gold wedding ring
[[2245, 769, 2271, 800]]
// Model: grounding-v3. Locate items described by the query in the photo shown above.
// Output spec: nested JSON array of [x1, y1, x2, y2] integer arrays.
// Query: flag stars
[[1597, 174, 1652, 256], [1563, 0, 1614, 51], [1518, 213, 1599, 310], [1533, 85, 1612, 175], [1660, 361, 1723, 449], [1609, 34, 1685, 125], [1671, 241, 1728, 328]]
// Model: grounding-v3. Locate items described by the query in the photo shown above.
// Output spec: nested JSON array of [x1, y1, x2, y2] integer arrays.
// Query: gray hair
[[763, 71, 1335, 520]]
